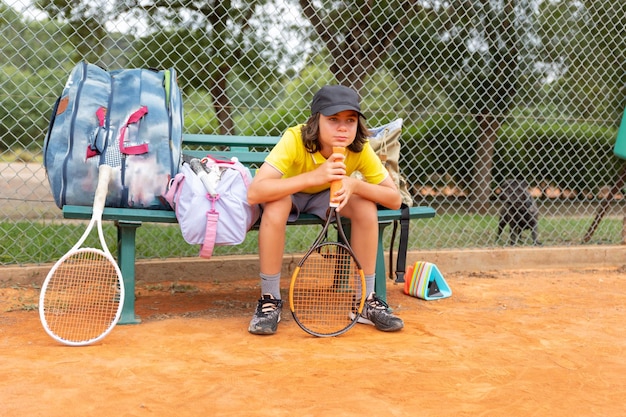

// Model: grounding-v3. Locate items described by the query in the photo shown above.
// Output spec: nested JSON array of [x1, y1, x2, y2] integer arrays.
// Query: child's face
[[318, 110, 359, 152]]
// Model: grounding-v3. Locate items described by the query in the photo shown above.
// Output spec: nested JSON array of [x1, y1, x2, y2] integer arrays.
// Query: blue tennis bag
[[43, 62, 183, 209]]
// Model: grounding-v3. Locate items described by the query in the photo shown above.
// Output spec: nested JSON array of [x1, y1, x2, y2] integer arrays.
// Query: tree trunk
[[470, 114, 500, 214], [210, 63, 235, 135], [582, 162, 626, 243], [299, 0, 420, 93]]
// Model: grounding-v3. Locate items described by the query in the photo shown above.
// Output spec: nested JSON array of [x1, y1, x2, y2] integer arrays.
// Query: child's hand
[[333, 176, 360, 211], [315, 150, 346, 185], [329, 149, 346, 176]]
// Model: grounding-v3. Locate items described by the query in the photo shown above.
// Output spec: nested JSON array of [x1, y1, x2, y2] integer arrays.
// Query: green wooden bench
[[63, 134, 436, 324]]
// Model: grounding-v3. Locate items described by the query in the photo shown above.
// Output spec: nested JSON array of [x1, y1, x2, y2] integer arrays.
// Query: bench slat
[[182, 150, 269, 165], [182, 134, 279, 147], [63, 205, 435, 225], [63, 206, 178, 223]]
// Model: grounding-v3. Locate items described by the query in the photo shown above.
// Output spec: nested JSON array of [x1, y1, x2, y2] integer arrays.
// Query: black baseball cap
[[310, 85, 365, 118]]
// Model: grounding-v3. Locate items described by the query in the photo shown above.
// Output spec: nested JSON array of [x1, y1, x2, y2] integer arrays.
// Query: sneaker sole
[[349, 312, 403, 332], [248, 327, 277, 335], [248, 314, 281, 335]]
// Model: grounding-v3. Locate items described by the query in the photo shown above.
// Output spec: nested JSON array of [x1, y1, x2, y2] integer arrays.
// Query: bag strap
[[378, 127, 390, 167], [198, 174, 221, 258], [86, 107, 107, 159], [389, 203, 410, 283], [199, 210, 219, 258]]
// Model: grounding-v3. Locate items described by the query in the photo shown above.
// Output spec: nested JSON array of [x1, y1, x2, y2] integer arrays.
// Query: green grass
[[0, 220, 319, 265], [411, 213, 623, 248], [1, 214, 623, 265]]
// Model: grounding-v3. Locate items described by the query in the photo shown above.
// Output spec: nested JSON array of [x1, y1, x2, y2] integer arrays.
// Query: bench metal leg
[[115, 220, 142, 324], [344, 221, 392, 303], [375, 221, 393, 302], [111, 219, 392, 323]]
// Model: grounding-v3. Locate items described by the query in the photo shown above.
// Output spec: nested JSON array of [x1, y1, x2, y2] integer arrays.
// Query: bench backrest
[[182, 134, 279, 168]]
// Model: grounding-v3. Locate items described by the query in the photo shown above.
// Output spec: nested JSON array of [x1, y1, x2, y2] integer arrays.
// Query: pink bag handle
[[201, 155, 253, 187], [118, 106, 149, 155], [202, 154, 235, 165]]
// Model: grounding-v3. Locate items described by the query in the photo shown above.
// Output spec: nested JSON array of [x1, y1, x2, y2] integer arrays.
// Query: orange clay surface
[[1, 267, 625, 417]]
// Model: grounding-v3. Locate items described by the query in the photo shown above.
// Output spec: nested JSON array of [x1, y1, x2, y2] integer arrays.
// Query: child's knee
[[345, 197, 377, 222], [261, 197, 291, 222]]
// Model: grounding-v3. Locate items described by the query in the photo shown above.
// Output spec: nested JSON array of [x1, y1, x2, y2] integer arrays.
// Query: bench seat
[[62, 133, 436, 324]]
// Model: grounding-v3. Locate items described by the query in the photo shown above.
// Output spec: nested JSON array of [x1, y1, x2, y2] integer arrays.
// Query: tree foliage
[[31, 0, 304, 134], [298, 0, 424, 93], [0, 5, 76, 150], [537, 0, 626, 123]]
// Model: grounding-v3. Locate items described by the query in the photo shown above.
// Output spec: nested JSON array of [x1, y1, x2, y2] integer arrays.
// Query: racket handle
[[93, 164, 112, 214], [330, 146, 345, 208]]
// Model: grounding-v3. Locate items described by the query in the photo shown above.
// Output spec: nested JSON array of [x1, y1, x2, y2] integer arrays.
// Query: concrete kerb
[[417, 245, 626, 273], [3, 245, 626, 287]]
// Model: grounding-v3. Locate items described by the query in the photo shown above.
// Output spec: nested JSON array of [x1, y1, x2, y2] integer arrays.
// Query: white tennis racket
[[39, 164, 124, 346]]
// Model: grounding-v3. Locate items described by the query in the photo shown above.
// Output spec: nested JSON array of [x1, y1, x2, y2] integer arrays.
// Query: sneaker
[[352, 292, 404, 332], [248, 294, 283, 335]]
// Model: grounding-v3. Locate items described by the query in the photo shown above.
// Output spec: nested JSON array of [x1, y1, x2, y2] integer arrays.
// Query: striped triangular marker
[[404, 262, 452, 300]]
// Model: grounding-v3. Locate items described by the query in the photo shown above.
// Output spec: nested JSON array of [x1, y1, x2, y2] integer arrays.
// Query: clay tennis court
[[1, 265, 625, 416]]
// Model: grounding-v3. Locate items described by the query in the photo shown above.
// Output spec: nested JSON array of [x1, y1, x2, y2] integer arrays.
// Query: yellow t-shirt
[[265, 124, 388, 194]]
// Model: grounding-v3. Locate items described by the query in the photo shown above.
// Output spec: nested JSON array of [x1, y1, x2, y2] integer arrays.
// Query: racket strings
[[291, 244, 362, 336], [41, 250, 121, 343]]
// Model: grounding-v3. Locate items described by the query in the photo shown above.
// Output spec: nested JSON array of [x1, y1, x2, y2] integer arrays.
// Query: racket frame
[[289, 206, 366, 337]]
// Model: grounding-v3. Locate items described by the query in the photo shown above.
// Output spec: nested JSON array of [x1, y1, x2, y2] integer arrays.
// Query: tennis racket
[[39, 164, 124, 346], [289, 147, 366, 337]]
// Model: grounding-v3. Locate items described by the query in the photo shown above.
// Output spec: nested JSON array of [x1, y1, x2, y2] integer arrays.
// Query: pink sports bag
[[164, 155, 260, 258]]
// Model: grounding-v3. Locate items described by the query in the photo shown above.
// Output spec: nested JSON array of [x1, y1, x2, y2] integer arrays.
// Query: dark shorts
[[288, 191, 331, 222]]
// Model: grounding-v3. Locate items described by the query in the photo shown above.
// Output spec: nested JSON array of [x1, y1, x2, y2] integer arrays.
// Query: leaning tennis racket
[[289, 147, 366, 337], [39, 164, 124, 346]]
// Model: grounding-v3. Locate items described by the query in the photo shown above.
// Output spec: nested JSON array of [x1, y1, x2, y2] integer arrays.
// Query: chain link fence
[[1, 0, 625, 266]]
